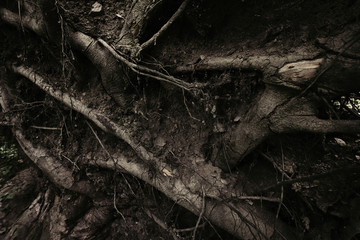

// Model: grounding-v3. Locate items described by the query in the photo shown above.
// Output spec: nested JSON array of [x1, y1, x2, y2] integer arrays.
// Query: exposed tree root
[[1, 1, 360, 239], [0, 7, 129, 107], [69, 205, 113, 239], [5, 189, 53, 240], [270, 115, 360, 134], [46, 195, 90, 240], [212, 84, 360, 170], [4, 65, 296, 239], [118, 0, 164, 56], [0, 168, 38, 200]]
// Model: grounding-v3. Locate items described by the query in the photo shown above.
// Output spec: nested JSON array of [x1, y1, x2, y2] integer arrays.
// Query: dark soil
[[1, 0, 360, 239]]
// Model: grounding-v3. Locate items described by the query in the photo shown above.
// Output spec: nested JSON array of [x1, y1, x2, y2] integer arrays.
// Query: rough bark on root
[[3, 64, 296, 239]]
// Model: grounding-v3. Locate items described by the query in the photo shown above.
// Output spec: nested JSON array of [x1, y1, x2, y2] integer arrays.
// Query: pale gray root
[[4, 189, 53, 240], [172, 47, 319, 78], [0, 7, 129, 108], [1, 6, 208, 94], [213, 84, 360, 170], [45, 195, 89, 240], [8, 65, 296, 239], [0, 7, 43, 36], [0, 82, 98, 198], [81, 138, 297, 240], [69, 205, 113, 239], [97, 38, 208, 92], [15, 130, 74, 188], [270, 116, 360, 134], [14, 129, 99, 198], [9, 64, 152, 163], [211, 86, 293, 170], [68, 31, 130, 107], [117, 0, 164, 56], [0, 168, 38, 200]]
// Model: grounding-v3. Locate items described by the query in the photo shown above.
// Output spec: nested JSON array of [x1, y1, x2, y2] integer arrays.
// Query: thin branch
[[276, 143, 285, 220], [98, 38, 207, 92], [173, 223, 206, 233], [192, 187, 206, 240], [182, 89, 201, 122], [114, 187, 126, 222], [61, 154, 80, 171], [260, 152, 291, 180], [236, 196, 281, 203], [144, 208, 181, 240], [140, 0, 190, 51], [30, 125, 62, 131], [85, 120, 136, 197]]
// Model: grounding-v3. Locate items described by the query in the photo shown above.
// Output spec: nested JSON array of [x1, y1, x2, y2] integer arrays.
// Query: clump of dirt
[[58, 0, 132, 44]]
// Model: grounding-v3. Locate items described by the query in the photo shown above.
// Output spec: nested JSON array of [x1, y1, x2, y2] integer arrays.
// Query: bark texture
[[0, 0, 360, 239]]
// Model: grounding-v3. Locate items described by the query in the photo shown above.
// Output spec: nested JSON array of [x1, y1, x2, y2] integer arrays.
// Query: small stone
[[213, 123, 225, 133], [356, 155, 360, 160], [90, 2, 103, 16], [116, 10, 125, 19], [194, 157, 205, 164], [220, 178, 228, 185], [154, 136, 166, 148], [233, 115, 241, 122], [334, 137, 346, 147]]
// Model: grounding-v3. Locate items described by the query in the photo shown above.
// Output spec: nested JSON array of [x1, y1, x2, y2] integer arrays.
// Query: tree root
[[47, 195, 90, 240], [69, 205, 113, 239], [270, 115, 360, 134], [0, 7, 129, 107], [5, 65, 297, 239], [118, 0, 164, 56], [0, 168, 39, 200], [4, 189, 53, 240]]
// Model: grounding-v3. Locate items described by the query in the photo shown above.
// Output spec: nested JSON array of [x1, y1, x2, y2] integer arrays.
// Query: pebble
[[334, 137, 346, 147], [90, 2, 103, 16]]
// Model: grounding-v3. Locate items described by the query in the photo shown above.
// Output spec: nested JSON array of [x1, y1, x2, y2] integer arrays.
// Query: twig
[[61, 154, 80, 170], [275, 143, 285, 220], [17, 0, 25, 33], [85, 120, 136, 196], [260, 152, 291, 180], [236, 195, 281, 203], [192, 187, 206, 240], [173, 223, 206, 233], [144, 208, 181, 240], [30, 125, 62, 131], [114, 187, 126, 221], [182, 89, 201, 122], [140, 0, 190, 51], [98, 38, 207, 92]]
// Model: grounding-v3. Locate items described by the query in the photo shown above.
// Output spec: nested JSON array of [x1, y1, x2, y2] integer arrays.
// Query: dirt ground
[[1, 0, 360, 239]]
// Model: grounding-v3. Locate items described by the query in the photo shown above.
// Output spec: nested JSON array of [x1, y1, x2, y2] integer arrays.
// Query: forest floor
[[1, 0, 360, 239]]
